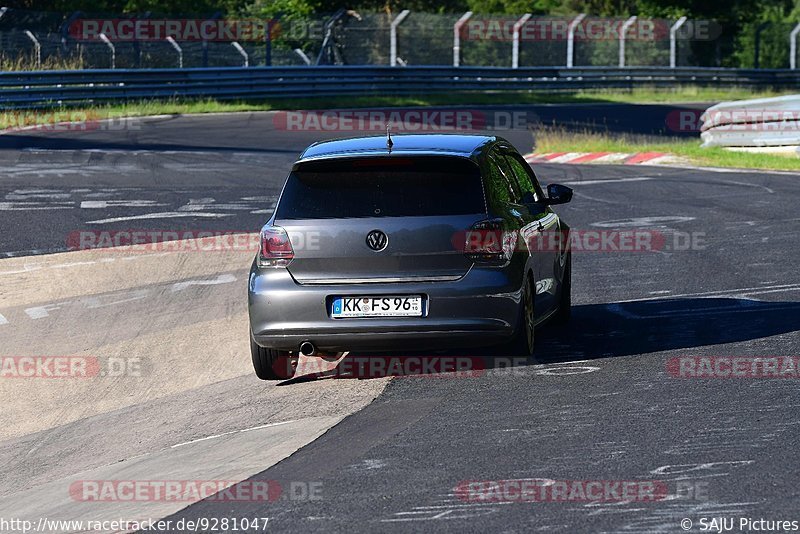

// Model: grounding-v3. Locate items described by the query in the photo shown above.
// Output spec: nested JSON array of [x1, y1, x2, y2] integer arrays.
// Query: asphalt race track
[[1, 107, 799, 533]]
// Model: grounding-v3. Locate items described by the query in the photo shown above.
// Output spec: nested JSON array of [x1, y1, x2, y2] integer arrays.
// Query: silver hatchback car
[[248, 134, 573, 380]]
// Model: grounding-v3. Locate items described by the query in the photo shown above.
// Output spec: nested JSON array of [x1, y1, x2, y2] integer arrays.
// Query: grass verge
[[1, 86, 795, 131], [534, 130, 800, 171]]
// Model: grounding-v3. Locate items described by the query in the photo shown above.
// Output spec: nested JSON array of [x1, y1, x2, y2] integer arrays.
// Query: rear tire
[[553, 252, 571, 324], [505, 274, 535, 357], [250, 333, 295, 380]]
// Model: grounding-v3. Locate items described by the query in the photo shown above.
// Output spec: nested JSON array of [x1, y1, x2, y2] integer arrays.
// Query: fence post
[[232, 41, 249, 67], [669, 16, 687, 68], [99, 32, 115, 69], [566, 13, 586, 68], [24, 30, 41, 69], [390, 10, 411, 66], [294, 48, 312, 65], [453, 11, 473, 67], [618, 16, 637, 67], [791, 22, 800, 69], [0, 4, 6, 53], [0, 7, 5, 60], [166, 36, 182, 68], [512, 13, 532, 68]]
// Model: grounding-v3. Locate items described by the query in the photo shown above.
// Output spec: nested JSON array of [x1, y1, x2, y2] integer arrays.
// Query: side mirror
[[545, 183, 573, 205]]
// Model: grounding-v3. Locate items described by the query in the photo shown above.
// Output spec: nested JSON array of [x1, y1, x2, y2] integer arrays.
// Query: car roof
[[296, 134, 500, 164]]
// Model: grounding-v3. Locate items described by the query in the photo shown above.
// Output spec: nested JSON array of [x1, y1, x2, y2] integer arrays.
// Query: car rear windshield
[[275, 156, 486, 219]]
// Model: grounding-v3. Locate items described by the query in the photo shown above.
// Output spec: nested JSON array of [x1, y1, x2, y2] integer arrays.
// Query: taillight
[[258, 226, 294, 267], [464, 219, 517, 264]]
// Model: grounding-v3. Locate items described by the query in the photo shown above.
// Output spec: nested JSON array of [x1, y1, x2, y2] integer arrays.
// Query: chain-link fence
[[0, 30, 307, 70], [0, 7, 779, 71]]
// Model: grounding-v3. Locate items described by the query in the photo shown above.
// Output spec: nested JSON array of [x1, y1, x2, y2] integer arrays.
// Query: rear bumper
[[248, 260, 523, 353]]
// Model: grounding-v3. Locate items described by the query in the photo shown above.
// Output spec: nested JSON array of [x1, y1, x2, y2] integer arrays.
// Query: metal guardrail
[[701, 95, 800, 148], [4, 66, 800, 109]]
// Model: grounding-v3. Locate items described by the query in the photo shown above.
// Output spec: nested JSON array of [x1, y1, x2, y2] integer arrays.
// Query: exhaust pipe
[[299, 341, 316, 356]]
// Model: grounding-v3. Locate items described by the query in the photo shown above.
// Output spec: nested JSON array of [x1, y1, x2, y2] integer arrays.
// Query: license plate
[[332, 296, 423, 318]]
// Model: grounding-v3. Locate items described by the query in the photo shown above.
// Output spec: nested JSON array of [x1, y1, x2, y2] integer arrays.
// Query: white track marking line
[[0, 202, 73, 211], [86, 212, 232, 224], [170, 420, 299, 449], [560, 177, 653, 186], [0, 267, 45, 276], [659, 163, 800, 176], [170, 274, 237, 292], [734, 287, 800, 298], [80, 200, 169, 209], [619, 282, 800, 303], [50, 261, 99, 269], [402, 503, 514, 510]]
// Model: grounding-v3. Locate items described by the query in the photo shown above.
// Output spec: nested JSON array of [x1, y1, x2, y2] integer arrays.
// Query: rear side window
[[276, 157, 486, 219], [504, 153, 544, 202], [486, 152, 521, 205]]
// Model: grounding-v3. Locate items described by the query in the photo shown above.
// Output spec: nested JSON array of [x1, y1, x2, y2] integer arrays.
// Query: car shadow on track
[[533, 296, 800, 363], [278, 297, 800, 384]]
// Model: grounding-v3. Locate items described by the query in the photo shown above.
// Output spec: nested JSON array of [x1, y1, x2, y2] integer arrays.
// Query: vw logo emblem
[[366, 230, 388, 251]]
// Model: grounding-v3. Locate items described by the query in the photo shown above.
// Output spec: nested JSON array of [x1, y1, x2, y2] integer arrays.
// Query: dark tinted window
[[276, 157, 486, 219], [485, 155, 511, 205], [504, 154, 543, 202], [487, 153, 521, 205]]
